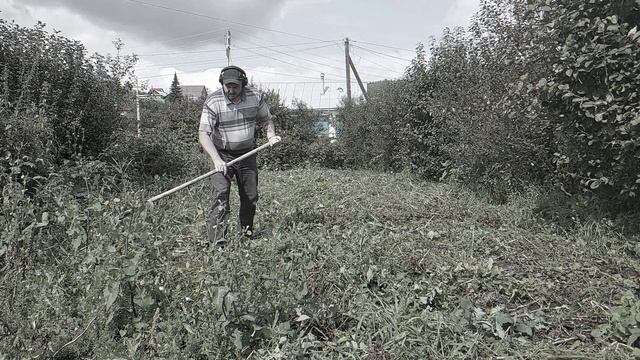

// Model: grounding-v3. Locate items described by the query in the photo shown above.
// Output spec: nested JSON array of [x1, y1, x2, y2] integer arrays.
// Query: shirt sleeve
[[256, 93, 272, 126], [199, 103, 217, 133]]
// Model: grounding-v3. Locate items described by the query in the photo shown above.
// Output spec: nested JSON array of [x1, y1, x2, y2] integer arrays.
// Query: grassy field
[[2, 168, 639, 359]]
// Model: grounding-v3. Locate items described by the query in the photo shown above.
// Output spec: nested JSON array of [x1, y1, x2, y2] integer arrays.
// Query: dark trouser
[[208, 149, 258, 243]]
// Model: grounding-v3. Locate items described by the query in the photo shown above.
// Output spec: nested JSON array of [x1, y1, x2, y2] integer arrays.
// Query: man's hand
[[268, 135, 281, 146], [213, 158, 227, 175]]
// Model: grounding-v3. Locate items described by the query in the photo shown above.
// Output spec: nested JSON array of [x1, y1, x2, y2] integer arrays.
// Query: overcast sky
[[1, 0, 480, 107]]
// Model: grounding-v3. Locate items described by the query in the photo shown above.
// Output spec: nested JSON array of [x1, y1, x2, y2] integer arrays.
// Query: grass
[[2, 168, 639, 359]]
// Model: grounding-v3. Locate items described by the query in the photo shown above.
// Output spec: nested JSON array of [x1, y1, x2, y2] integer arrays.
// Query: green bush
[[337, 79, 417, 173], [501, 0, 640, 209], [102, 129, 193, 179], [307, 138, 344, 169], [100, 97, 204, 181], [537, 1, 639, 204], [0, 109, 56, 193], [0, 20, 136, 159], [259, 94, 319, 169]]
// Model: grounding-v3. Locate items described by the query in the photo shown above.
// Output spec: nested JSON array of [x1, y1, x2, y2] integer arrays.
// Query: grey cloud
[[19, 0, 287, 49]]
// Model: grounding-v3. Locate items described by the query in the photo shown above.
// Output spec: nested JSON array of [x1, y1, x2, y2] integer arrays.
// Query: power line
[[137, 68, 343, 82], [235, 41, 345, 74], [251, 71, 341, 81], [234, 37, 388, 81], [351, 39, 416, 52], [135, 43, 338, 70], [136, 58, 231, 70], [124, 27, 229, 52], [124, 0, 325, 41], [351, 44, 414, 63], [152, 27, 229, 46], [137, 40, 338, 57], [124, 1, 404, 81], [254, 81, 357, 84], [138, 49, 228, 57], [232, 27, 342, 65], [349, 47, 405, 76], [237, 46, 344, 79], [123, 1, 412, 91], [124, 0, 420, 75]]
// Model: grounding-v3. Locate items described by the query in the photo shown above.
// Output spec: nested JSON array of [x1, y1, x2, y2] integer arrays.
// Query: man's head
[[219, 66, 247, 102]]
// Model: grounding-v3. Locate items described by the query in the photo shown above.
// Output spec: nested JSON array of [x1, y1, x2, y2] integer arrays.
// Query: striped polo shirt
[[199, 86, 271, 151]]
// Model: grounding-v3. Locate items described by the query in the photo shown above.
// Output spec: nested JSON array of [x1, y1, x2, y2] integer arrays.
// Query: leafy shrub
[[101, 96, 204, 180], [141, 97, 202, 132], [338, 79, 417, 173], [422, 2, 557, 198], [518, 1, 640, 208], [306, 138, 344, 169], [334, 0, 639, 212], [0, 20, 136, 159], [102, 128, 193, 179], [259, 93, 318, 169], [0, 109, 55, 187]]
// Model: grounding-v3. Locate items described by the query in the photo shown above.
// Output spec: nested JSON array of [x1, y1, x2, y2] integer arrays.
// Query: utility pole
[[344, 37, 351, 102], [225, 30, 231, 66], [135, 77, 142, 138], [344, 37, 368, 102]]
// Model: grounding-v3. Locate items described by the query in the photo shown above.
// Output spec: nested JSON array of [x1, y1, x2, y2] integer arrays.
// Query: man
[[198, 65, 280, 245]]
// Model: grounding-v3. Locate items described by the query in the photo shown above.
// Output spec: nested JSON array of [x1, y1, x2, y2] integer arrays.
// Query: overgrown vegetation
[[1, 0, 640, 358], [2, 168, 639, 358], [258, 91, 344, 170], [338, 0, 640, 209]]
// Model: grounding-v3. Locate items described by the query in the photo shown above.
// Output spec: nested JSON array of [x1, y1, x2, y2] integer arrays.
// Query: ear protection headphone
[[219, 65, 248, 86]]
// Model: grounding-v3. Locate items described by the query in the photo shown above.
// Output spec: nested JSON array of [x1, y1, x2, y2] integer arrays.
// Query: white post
[[136, 78, 142, 138], [225, 30, 231, 66]]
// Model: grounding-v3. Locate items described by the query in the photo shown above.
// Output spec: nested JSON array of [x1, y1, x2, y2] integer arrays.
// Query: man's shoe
[[241, 229, 254, 239]]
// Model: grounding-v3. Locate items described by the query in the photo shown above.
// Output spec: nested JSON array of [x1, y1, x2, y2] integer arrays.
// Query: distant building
[[142, 87, 167, 102], [148, 87, 167, 97], [315, 109, 339, 143], [180, 85, 208, 101]]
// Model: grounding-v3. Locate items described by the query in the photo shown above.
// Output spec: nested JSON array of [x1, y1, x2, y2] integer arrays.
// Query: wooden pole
[[344, 38, 351, 102]]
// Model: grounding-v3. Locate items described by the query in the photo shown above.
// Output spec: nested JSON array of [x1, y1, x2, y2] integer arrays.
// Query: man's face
[[224, 83, 242, 101]]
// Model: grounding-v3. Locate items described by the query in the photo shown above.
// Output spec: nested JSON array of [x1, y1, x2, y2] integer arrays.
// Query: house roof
[[148, 87, 167, 96], [180, 85, 207, 99]]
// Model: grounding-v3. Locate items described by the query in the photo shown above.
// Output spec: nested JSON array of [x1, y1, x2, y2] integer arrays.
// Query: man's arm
[[198, 123, 227, 174], [264, 117, 281, 146], [256, 93, 280, 145], [264, 117, 276, 140]]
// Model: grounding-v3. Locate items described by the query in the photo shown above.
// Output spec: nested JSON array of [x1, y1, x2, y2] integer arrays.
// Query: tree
[[166, 72, 183, 103]]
